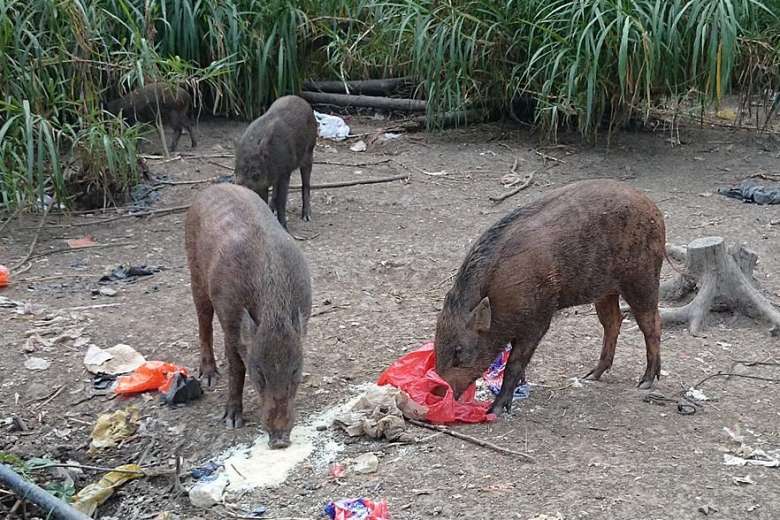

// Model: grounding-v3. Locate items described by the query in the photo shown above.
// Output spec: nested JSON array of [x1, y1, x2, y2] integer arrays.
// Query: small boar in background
[[234, 95, 317, 230], [105, 83, 197, 151], [185, 183, 312, 448], [435, 179, 666, 415]]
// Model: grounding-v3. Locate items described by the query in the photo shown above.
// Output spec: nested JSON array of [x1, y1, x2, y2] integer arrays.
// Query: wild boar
[[105, 83, 197, 151], [234, 95, 317, 230], [435, 179, 666, 414], [185, 183, 312, 448]]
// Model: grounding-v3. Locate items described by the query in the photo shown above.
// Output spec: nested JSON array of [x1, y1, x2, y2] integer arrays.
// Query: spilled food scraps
[[189, 387, 371, 506]]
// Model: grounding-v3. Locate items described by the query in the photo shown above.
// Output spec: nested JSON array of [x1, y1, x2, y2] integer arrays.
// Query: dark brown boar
[[105, 83, 197, 151], [185, 183, 312, 448], [234, 95, 317, 230], [435, 179, 666, 415]]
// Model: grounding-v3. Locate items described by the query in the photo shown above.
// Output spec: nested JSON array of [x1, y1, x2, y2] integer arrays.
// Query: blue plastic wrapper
[[190, 461, 221, 481], [483, 344, 531, 400]]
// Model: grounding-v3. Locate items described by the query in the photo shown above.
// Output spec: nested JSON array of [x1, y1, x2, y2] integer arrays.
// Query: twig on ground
[[203, 159, 234, 172], [65, 303, 122, 311], [18, 242, 134, 267], [314, 158, 392, 167], [489, 171, 536, 203], [31, 463, 146, 476], [692, 371, 780, 388], [533, 149, 566, 164], [68, 205, 191, 226], [311, 304, 350, 317], [29, 384, 65, 410], [407, 419, 536, 462], [11, 205, 50, 272], [155, 176, 221, 186], [290, 174, 409, 191]]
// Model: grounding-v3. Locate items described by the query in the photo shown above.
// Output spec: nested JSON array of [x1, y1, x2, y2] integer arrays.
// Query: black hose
[[0, 464, 92, 520]]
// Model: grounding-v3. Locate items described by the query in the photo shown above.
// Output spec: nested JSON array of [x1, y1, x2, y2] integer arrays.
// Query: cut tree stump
[[659, 236, 780, 337]]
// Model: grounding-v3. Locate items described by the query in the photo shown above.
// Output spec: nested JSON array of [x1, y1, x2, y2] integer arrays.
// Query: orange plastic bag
[[115, 361, 188, 395], [0, 265, 9, 288], [377, 342, 494, 424]]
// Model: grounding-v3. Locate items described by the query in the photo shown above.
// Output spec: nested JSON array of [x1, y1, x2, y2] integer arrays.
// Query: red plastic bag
[[325, 498, 390, 520], [115, 361, 188, 395], [0, 265, 9, 288], [377, 342, 494, 424]]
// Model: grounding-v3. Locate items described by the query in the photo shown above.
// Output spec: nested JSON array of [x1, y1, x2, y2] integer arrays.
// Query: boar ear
[[467, 297, 492, 333], [240, 309, 258, 343]]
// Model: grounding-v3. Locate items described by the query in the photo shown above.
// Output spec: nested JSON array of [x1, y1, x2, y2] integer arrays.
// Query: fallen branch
[[301, 91, 426, 112], [290, 174, 409, 191], [155, 176, 222, 186], [11, 205, 50, 273], [533, 149, 566, 164], [304, 77, 413, 95], [408, 419, 536, 462], [314, 158, 392, 167], [65, 303, 122, 311], [17, 242, 135, 266], [68, 205, 191, 226], [30, 463, 146, 476], [489, 171, 536, 203]]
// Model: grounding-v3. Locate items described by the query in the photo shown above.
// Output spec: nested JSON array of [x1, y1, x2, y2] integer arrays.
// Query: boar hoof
[[223, 407, 245, 429], [199, 367, 219, 388], [637, 378, 656, 390], [488, 398, 513, 416]]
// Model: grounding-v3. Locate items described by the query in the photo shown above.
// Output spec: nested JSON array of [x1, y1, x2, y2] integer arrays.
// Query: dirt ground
[[1, 114, 779, 520]]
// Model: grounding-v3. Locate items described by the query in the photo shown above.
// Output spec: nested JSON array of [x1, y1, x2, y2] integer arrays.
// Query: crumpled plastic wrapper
[[90, 406, 140, 449], [332, 384, 426, 442], [71, 464, 144, 515]]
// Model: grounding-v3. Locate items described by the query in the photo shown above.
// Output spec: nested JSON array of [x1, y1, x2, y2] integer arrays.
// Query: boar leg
[[633, 308, 662, 389], [490, 326, 549, 415], [192, 275, 218, 387], [168, 111, 183, 152], [585, 294, 622, 381], [300, 148, 313, 221], [185, 115, 197, 148], [222, 327, 246, 428], [273, 175, 290, 230]]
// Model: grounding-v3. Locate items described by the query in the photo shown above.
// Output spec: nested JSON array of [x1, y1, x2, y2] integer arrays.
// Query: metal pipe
[[0, 464, 92, 520]]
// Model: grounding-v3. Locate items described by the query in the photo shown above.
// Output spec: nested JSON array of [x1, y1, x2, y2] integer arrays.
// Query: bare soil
[[1, 115, 779, 520]]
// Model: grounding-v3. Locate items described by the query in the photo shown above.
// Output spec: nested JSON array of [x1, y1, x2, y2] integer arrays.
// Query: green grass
[[0, 0, 778, 210]]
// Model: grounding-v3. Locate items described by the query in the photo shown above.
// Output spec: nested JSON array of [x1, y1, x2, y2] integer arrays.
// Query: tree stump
[[659, 236, 780, 337]]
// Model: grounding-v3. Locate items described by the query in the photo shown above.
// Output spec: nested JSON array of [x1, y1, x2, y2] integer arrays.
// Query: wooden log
[[300, 91, 427, 112], [303, 77, 413, 95]]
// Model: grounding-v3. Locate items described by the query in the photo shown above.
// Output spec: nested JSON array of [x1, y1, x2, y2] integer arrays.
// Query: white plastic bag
[[314, 111, 350, 141]]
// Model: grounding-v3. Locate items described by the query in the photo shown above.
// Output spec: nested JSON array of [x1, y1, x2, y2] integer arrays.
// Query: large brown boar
[[185, 184, 312, 448], [234, 95, 317, 231], [105, 83, 197, 151], [435, 179, 666, 415]]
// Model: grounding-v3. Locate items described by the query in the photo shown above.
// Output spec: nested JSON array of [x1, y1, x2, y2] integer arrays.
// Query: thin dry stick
[[489, 171, 536, 203], [68, 205, 191, 226], [155, 176, 221, 186], [20, 242, 134, 265], [31, 384, 65, 410], [11, 205, 50, 272], [203, 159, 234, 172], [314, 158, 392, 167], [408, 419, 536, 462], [65, 303, 122, 312], [31, 463, 146, 476], [0, 206, 24, 235], [290, 174, 409, 191], [533, 149, 566, 164]]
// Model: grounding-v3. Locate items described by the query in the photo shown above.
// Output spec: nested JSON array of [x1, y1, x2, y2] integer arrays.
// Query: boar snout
[[437, 367, 478, 401], [268, 431, 292, 450], [262, 395, 295, 449]]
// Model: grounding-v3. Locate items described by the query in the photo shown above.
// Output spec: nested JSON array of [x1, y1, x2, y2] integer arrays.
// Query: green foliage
[[0, 0, 778, 209]]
